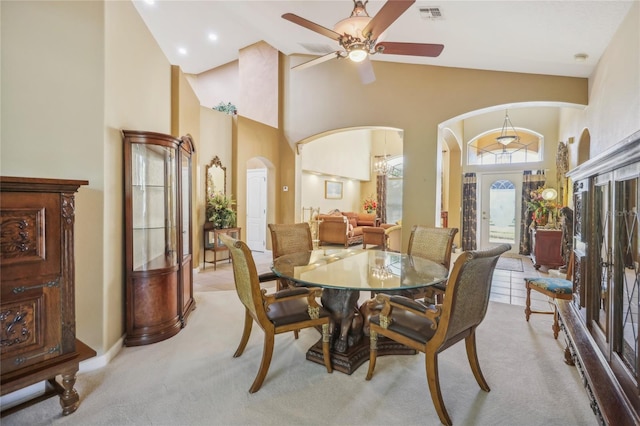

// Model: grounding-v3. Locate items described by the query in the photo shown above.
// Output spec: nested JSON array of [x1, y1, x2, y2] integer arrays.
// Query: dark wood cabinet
[[0, 176, 95, 416], [530, 228, 564, 269], [203, 224, 241, 270], [559, 131, 640, 425], [123, 131, 195, 346]]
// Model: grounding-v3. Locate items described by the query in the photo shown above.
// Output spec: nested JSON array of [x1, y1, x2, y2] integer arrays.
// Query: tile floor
[[194, 248, 559, 314]]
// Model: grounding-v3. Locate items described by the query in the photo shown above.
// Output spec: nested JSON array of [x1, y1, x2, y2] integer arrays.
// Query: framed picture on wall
[[325, 181, 343, 199]]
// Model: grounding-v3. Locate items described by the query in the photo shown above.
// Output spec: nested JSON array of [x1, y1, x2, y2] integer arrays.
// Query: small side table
[[203, 224, 241, 270]]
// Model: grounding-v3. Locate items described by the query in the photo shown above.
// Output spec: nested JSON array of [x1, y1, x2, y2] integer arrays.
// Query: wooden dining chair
[[402, 225, 459, 301], [266, 223, 314, 291], [365, 244, 510, 426], [219, 233, 332, 393]]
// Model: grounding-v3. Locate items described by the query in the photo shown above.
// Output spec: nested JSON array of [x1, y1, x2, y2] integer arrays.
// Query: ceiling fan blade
[[363, 0, 415, 40], [356, 57, 376, 85], [292, 52, 341, 71], [282, 13, 341, 41], [376, 42, 444, 57]]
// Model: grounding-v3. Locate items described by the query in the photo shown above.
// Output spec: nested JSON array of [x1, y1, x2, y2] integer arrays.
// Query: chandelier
[[496, 110, 520, 146], [373, 155, 390, 175]]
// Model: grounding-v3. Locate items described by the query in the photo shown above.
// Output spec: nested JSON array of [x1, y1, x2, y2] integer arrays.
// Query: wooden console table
[[203, 224, 241, 270], [530, 228, 564, 269]]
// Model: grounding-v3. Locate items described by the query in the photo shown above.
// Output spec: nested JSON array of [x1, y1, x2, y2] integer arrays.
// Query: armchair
[[219, 234, 332, 393], [365, 244, 510, 425], [362, 224, 402, 251]]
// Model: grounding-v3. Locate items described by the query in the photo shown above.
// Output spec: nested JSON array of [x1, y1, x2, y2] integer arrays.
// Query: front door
[[479, 172, 521, 254]]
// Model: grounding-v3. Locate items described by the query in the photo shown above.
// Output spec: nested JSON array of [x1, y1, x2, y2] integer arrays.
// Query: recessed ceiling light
[[178, 47, 187, 55], [144, 0, 155, 5], [208, 33, 218, 42], [574, 53, 588, 63]]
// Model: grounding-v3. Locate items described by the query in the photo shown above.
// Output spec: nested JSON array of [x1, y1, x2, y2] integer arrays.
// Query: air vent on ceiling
[[419, 7, 443, 20], [299, 43, 335, 55]]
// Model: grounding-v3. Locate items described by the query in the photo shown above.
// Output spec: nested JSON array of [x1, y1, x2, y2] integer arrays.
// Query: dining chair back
[[407, 225, 459, 268], [268, 223, 314, 290], [366, 243, 510, 426], [403, 226, 459, 301], [219, 233, 332, 393]]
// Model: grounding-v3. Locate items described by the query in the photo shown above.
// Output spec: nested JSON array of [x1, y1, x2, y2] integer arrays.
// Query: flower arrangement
[[527, 186, 560, 226], [206, 192, 237, 229], [363, 195, 378, 214]]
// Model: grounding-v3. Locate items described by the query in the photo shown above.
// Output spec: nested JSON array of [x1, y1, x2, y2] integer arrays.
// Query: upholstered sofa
[[317, 211, 378, 247]]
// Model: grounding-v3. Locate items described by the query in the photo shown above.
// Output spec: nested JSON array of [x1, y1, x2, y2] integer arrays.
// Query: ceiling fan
[[282, 0, 444, 84]]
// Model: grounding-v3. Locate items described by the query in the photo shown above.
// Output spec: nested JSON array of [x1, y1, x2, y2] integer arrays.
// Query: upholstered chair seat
[[524, 253, 574, 339]]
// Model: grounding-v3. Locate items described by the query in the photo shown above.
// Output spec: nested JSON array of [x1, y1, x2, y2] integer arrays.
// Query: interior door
[[479, 172, 522, 253], [246, 168, 267, 252]]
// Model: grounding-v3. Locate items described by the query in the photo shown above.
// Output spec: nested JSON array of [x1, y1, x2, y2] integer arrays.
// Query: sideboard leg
[[59, 370, 80, 415]]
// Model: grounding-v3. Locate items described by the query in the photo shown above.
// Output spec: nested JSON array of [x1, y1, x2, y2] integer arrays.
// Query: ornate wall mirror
[[206, 156, 226, 197]]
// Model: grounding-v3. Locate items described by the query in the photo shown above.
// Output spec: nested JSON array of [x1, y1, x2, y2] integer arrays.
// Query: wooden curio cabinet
[[0, 177, 95, 416], [123, 130, 195, 346], [558, 131, 640, 425]]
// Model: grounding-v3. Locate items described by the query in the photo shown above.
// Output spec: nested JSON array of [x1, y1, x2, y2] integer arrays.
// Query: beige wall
[[559, 1, 640, 167], [192, 61, 240, 111], [300, 129, 372, 180], [284, 58, 588, 248], [239, 41, 279, 128], [1, 0, 197, 359], [2, 0, 108, 353]]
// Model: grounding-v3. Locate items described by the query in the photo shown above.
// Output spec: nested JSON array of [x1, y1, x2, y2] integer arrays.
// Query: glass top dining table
[[271, 248, 449, 292], [271, 248, 449, 373]]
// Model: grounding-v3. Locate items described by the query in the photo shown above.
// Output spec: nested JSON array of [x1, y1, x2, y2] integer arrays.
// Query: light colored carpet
[[3, 290, 597, 426]]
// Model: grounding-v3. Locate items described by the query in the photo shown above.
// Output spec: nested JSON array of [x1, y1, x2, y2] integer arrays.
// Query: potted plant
[[207, 192, 237, 229], [527, 186, 559, 227]]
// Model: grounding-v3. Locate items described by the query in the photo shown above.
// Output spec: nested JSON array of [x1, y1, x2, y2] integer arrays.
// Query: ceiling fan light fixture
[[348, 46, 368, 62], [334, 16, 371, 40], [496, 110, 520, 146]]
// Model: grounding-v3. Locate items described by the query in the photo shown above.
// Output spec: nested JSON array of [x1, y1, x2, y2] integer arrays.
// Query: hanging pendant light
[[496, 110, 520, 146], [373, 131, 390, 176]]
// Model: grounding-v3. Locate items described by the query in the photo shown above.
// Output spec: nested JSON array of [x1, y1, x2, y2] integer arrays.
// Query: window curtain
[[462, 172, 477, 250], [519, 170, 546, 255], [376, 174, 387, 224]]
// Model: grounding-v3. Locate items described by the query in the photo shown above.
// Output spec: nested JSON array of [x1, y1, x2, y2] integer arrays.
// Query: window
[[468, 130, 542, 165], [385, 156, 403, 224]]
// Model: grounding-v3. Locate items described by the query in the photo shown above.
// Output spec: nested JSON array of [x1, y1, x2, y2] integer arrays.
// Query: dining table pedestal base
[[306, 336, 416, 375]]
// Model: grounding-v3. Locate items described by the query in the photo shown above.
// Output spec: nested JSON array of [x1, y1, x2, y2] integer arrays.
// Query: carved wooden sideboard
[[559, 131, 640, 426], [0, 176, 95, 416]]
